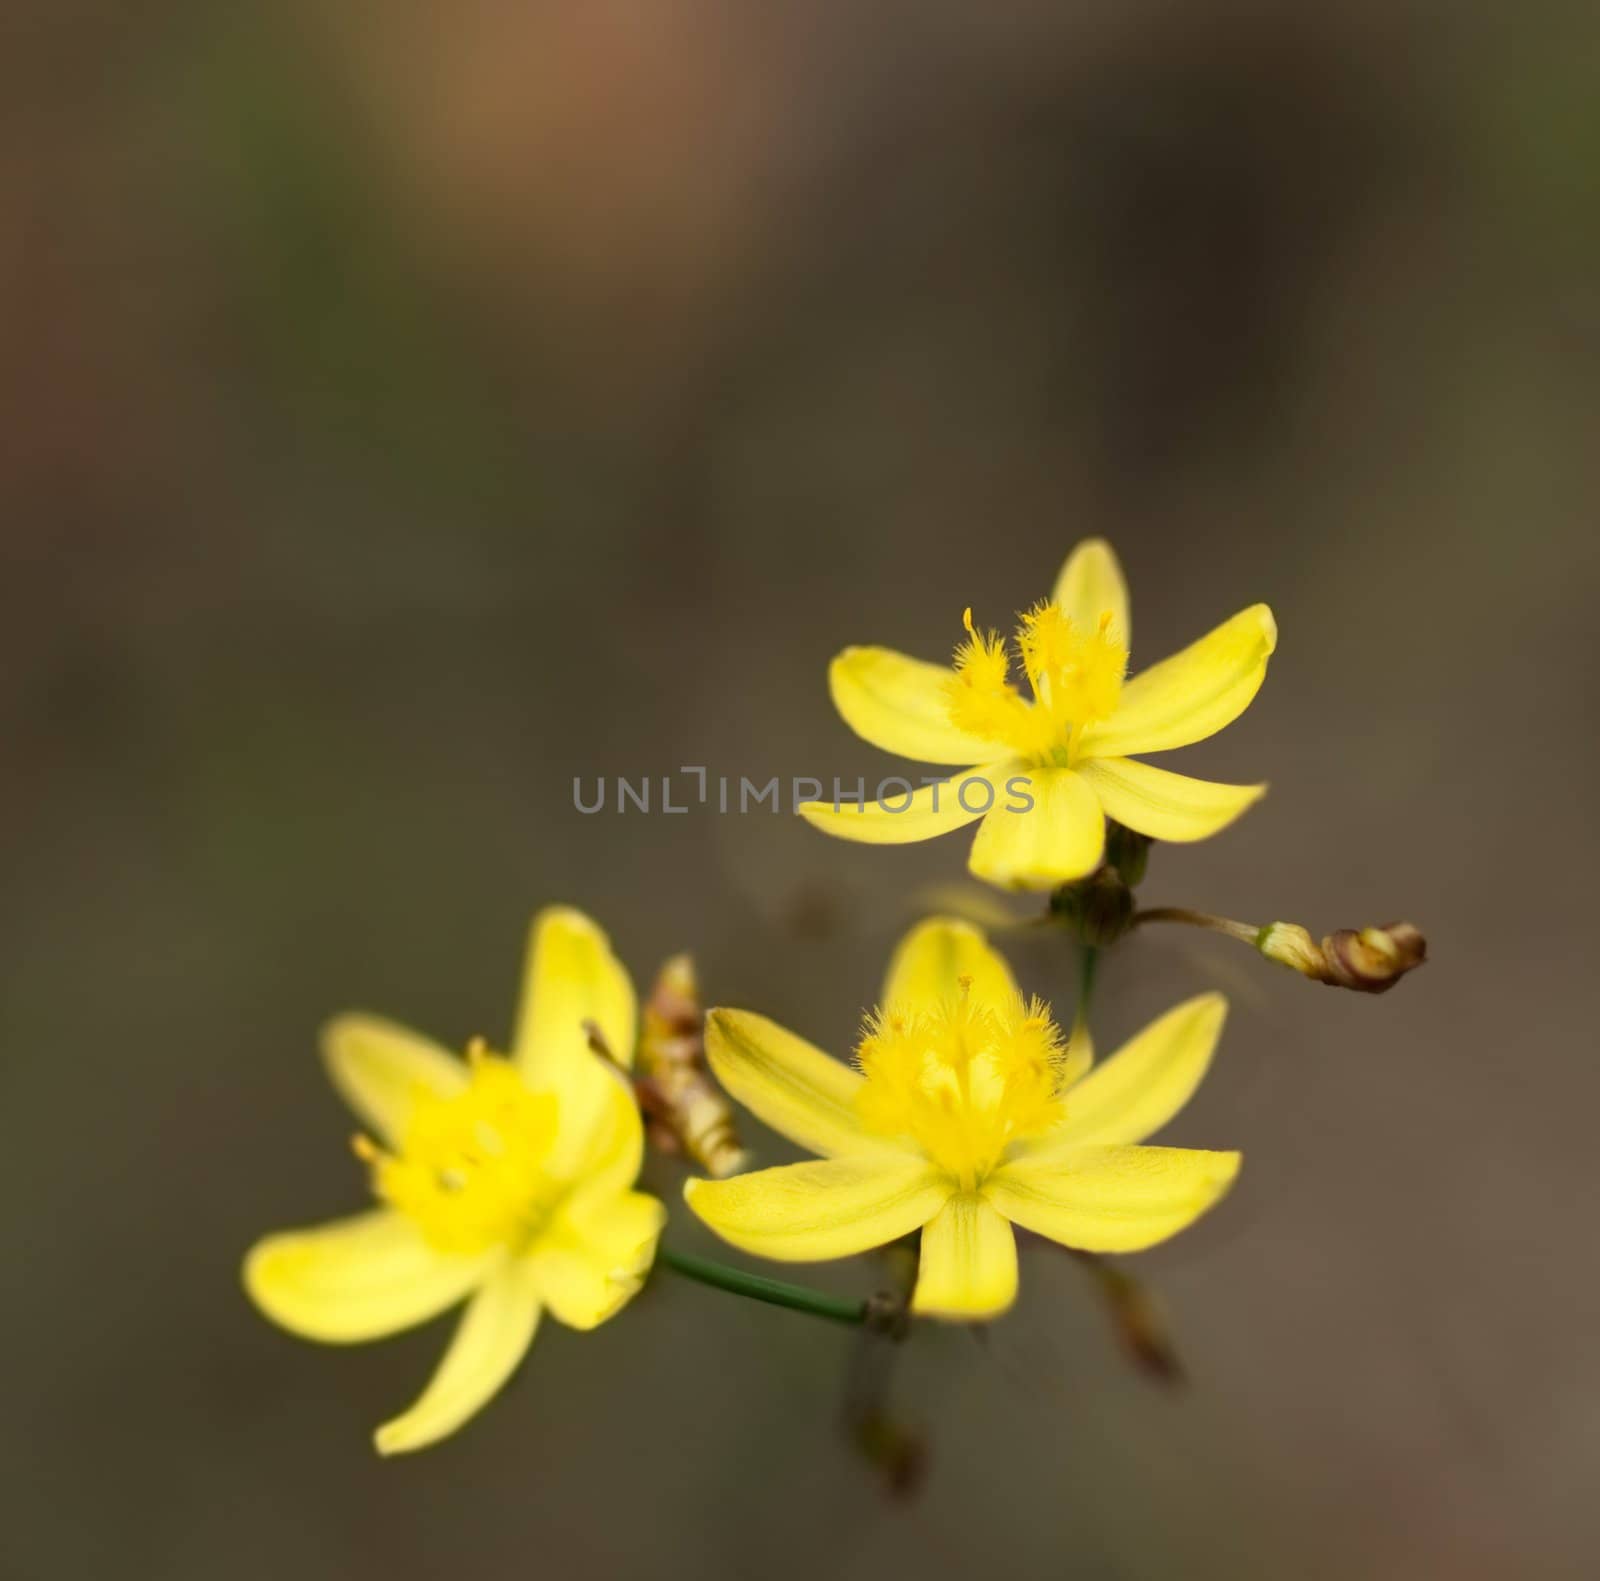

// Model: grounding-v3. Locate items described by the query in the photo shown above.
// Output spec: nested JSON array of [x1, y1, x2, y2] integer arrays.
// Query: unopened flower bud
[[1255, 922, 1325, 978], [1256, 919, 1426, 993], [1105, 822, 1152, 888], [1070, 1250, 1184, 1387], [590, 955, 751, 1175]]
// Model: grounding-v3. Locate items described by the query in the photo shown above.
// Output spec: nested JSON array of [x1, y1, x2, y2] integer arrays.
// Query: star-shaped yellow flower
[[243, 908, 666, 1454], [684, 917, 1240, 1319], [799, 539, 1277, 890]]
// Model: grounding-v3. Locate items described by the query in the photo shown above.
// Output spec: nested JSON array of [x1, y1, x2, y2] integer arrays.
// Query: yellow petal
[[986, 1144, 1240, 1253], [547, 1055, 647, 1194], [1077, 757, 1265, 843], [1082, 604, 1276, 759], [513, 905, 636, 1072], [531, 1189, 666, 1330], [1052, 538, 1130, 643], [798, 767, 1005, 846], [912, 1193, 1018, 1320], [374, 1256, 542, 1455], [1023, 994, 1227, 1153], [684, 1157, 949, 1262], [880, 916, 1020, 1016], [512, 907, 637, 1162], [967, 767, 1105, 891], [243, 1210, 492, 1343], [320, 1014, 466, 1146], [829, 646, 1008, 765], [1059, 1019, 1094, 1091], [704, 1008, 878, 1159]]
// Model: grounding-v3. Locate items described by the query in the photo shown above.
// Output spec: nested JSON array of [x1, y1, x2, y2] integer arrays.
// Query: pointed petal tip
[[1078, 758, 1267, 845], [798, 775, 989, 844], [240, 1235, 312, 1331], [318, 1011, 358, 1051], [1254, 604, 1279, 655], [882, 915, 1019, 1018], [372, 1424, 412, 1458], [1160, 988, 1231, 1037], [1194, 1148, 1244, 1204], [240, 1239, 273, 1306], [1053, 539, 1131, 640], [1084, 601, 1277, 758], [529, 904, 608, 945], [372, 1416, 448, 1457], [901, 913, 990, 944]]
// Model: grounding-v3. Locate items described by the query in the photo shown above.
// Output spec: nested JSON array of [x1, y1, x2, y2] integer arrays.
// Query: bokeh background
[[4, 2, 1598, 1577]]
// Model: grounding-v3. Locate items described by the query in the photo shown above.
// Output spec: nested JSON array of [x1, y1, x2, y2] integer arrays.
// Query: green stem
[[1131, 906, 1259, 946], [1077, 942, 1099, 1023], [657, 1247, 868, 1327]]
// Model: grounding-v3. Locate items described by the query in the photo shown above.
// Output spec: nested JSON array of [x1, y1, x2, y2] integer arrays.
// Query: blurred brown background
[[3, 2, 1598, 1577]]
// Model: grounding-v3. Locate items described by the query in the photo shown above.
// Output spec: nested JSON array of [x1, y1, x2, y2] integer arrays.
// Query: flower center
[[354, 1041, 560, 1256], [854, 987, 1069, 1189], [943, 602, 1128, 762]]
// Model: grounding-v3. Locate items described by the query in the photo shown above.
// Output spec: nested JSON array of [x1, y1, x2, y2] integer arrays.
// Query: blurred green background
[[4, 2, 1598, 1577]]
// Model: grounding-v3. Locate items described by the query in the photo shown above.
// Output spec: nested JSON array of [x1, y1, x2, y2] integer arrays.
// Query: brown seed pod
[[636, 955, 751, 1178], [1319, 922, 1427, 993]]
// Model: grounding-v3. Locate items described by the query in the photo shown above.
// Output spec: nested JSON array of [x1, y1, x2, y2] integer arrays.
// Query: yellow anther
[[357, 1049, 561, 1255]]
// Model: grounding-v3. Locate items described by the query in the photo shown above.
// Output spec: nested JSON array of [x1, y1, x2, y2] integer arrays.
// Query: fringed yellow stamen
[[854, 991, 1069, 1190], [944, 599, 1128, 761], [943, 608, 1054, 755]]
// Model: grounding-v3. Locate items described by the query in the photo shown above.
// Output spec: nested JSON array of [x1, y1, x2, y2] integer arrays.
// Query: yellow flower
[[684, 917, 1239, 1320], [243, 908, 666, 1455], [799, 539, 1277, 890]]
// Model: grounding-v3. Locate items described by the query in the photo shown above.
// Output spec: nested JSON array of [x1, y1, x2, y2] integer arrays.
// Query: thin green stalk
[[1131, 906, 1260, 945], [1077, 942, 1099, 1023], [657, 1247, 868, 1327]]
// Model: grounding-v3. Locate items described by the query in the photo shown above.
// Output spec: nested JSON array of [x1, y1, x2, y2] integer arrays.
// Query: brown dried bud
[[849, 1412, 928, 1500], [1257, 920, 1426, 993], [1321, 922, 1427, 993], [637, 955, 751, 1177], [1070, 1250, 1184, 1387]]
